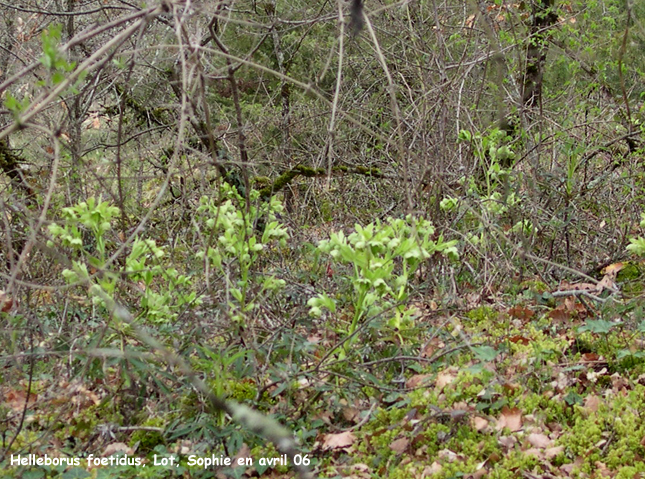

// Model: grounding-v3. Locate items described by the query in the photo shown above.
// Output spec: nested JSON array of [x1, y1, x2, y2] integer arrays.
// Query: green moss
[[517, 393, 567, 423], [616, 262, 643, 282], [519, 279, 549, 294], [466, 306, 499, 325], [52, 403, 123, 444], [251, 176, 271, 186], [348, 372, 645, 478], [256, 163, 381, 200], [354, 165, 382, 176], [408, 388, 440, 409], [257, 167, 301, 199], [130, 417, 165, 452], [493, 451, 542, 474], [319, 199, 334, 221], [442, 372, 486, 405], [367, 407, 407, 431], [229, 380, 257, 401], [447, 425, 498, 458], [616, 464, 645, 479]]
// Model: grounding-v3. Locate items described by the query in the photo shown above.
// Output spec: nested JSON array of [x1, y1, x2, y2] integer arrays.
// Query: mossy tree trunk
[[521, 0, 558, 108]]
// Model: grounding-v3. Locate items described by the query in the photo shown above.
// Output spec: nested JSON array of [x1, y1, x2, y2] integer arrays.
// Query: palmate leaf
[[578, 319, 620, 335], [472, 345, 498, 362]]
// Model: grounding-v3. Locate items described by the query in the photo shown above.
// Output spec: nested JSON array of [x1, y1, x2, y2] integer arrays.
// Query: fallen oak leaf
[[435, 368, 458, 390], [496, 407, 522, 432], [508, 305, 534, 321], [583, 394, 601, 413], [471, 416, 489, 431], [527, 433, 552, 448], [389, 437, 410, 455], [321, 431, 356, 450]]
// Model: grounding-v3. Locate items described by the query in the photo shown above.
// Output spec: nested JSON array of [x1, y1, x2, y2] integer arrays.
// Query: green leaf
[[578, 319, 619, 334], [458, 129, 472, 142], [627, 237, 645, 256], [472, 346, 498, 362], [564, 391, 583, 406], [61, 468, 90, 479]]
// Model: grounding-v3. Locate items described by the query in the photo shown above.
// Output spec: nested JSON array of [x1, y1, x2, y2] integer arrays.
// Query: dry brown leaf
[[470, 468, 488, 479], [582, 352, 600, 362], [508, 306, 534, 321], [471, 416, 489, 431], [422, 462, 443, 476], [594, 461, 611, 477], [313, 410, 333, 425], [501, 382, 521, 394], [345, 463, 371, 479], [584, 394, 601, 413], [421, 337, 444, 358], [544, 446, 564, 459], [524, 448, 542, 458], [69, 383, 101, 407], [498, 436, 517, 449], [0, 290, 14, 312], [389, 437, 409, 454], [406, 374, 433, 389], [466, 293, 481, 308], [102, 442, 134, 456], [322, 431, 356, 450], [527, 433, 552, 449], [342, 406, 360, 423], [496, 407, 522, 432], [596, 275, 617, 293], [611, 373, 629, 391], [548, 307, 570, 322], [175, 440, 194, 455], [602, 262, 624, 279], [435, 369, 458, 390], [508, 335, 530, 345], [564, 296, 577, 312], [4, 389, 37, 413], [437, 449, 459, 462]]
